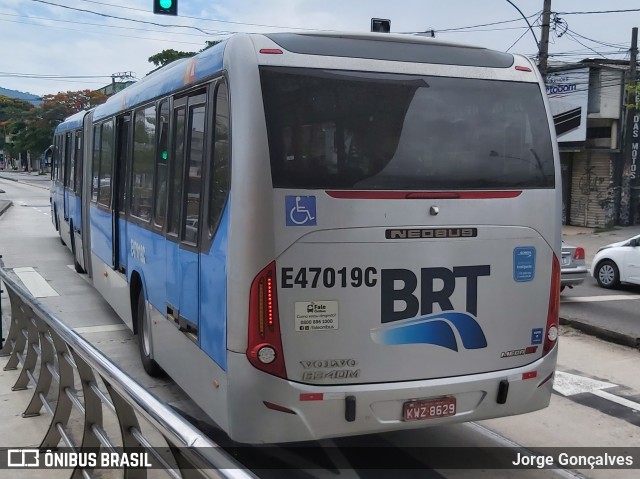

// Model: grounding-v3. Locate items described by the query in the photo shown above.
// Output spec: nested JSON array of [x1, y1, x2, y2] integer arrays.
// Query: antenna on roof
[[371, 18, 391, 33]]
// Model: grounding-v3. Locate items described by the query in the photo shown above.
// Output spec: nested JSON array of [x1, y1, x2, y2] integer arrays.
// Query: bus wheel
[[137, 290, 165, 377]]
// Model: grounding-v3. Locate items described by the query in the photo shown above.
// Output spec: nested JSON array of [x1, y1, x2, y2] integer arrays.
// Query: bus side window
[[208, 81, 230, 236], [154, 100, 170, 228], [97, 120, 114, 208], [182, 101, 206, 245], [91, 125, 101, 202], [168, 106, 186, 237], [67, 132, 75, 192], [74, 132, 83, 194], [60, 133, 67, 186], [131, 105, 157, 222]]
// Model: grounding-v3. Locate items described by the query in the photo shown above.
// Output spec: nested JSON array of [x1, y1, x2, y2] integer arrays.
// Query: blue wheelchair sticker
[[513, 247, 536, 282], [531, 328, 543, 345], [286, 196, 317, 226]]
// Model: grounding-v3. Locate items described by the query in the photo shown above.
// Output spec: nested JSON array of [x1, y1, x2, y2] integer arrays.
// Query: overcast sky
[[1, 0, 638, 97]]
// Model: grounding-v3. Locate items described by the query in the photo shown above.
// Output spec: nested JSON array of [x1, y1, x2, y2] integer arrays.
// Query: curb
[[0, 174, 50, 191], [0, 200, 13, 218], [560, 316, 640, 350]]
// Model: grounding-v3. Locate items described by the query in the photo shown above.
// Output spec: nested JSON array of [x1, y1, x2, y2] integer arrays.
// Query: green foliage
[[148, 49, 196, 68], [624, 82, 640, 109], [1, 90, 108, 161], [147, 41, 222, 70]]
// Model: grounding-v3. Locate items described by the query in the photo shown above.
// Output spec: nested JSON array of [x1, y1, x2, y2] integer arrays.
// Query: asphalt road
[[561, 277, 640, 347]]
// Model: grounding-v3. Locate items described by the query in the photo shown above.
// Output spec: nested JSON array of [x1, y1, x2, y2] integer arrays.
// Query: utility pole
[[625, 27, 639, 224], [538, 0, 552, 79]]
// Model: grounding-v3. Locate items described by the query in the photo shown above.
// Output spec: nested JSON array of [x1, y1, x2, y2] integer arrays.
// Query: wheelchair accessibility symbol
[[286, 196, 317, 226]]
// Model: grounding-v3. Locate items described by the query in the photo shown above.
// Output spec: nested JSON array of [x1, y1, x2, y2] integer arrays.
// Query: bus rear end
[[225, 33, 560, 444]]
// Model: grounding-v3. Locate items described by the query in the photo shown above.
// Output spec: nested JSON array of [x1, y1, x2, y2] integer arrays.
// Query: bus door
[[166, 93, 206, 340], [113, 114, 131, 273]]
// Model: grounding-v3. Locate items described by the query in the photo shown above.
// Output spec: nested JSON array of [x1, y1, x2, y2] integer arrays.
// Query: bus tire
[[137, 290, 165, 377]]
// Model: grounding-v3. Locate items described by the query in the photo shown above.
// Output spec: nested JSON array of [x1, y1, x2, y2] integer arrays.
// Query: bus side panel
[[71, 193, 85, 269], [165, 241, 180, 318], [71, 193, 81, 237], [125, 222, 166, 314], [90, 204, 113, 266], [199, 203, 230, 370], [118, 217, 128, 273]]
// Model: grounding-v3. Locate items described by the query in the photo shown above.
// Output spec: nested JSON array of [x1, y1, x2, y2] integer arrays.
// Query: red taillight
[[247, 261, 287, 378], [543, 254, 560, 355], [515, 65, 532, 72], [259, 48, 283, 54], [573, 247, 585, 260]]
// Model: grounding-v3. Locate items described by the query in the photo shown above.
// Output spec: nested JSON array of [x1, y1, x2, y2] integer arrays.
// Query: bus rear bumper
[[226, 346, 558, 444]]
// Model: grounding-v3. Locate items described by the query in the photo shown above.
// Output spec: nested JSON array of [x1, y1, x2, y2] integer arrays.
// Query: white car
[[591, 234, 640, 288]]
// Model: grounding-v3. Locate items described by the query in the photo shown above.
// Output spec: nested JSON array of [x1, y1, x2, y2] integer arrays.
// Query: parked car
[[560, 241, 587, 292], [591, 234, 640, 289]]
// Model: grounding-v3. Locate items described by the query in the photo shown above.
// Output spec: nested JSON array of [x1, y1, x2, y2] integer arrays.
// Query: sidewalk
[[0, 171, 50, 191]]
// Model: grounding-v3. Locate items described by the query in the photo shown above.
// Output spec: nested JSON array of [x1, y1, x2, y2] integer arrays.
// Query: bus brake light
[[543, 254, 560, 355], [248, 261, 287, 378]]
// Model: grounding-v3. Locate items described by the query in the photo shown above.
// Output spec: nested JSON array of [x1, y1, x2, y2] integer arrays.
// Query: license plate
[[403, 396, 456, 421], [561, 255, 570, 266]]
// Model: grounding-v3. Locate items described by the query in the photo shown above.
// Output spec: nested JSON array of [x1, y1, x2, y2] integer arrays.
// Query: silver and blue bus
[[51, 109, 89, 274], [51, 32, 561, 443]]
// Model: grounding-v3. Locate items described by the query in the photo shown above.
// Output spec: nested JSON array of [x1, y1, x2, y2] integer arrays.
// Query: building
[[547, 59, 636, 228]]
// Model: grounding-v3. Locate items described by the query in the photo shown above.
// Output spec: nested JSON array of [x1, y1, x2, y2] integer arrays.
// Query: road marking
[[592, 389, 640, 411], [561, 294, 640, 303], [12, 267, 59, 298], [74, 324, 129, 334], [553, 371, 616, 396], [554, 371, 640, 411]]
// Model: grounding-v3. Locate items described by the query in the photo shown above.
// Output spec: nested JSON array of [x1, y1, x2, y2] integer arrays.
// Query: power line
[[31, 0, 220, 35], [0, 12, 218, 38], [435, 11, 540, 33], [0, 17, 209, 46], [50, 0, 339, 33], [564, 27, 628, 50], [0, 72, 114, 79], [557, 8, 640, 15]]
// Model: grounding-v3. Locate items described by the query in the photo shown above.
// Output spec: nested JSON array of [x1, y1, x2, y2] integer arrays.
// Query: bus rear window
[[260, 67, 554, 190]]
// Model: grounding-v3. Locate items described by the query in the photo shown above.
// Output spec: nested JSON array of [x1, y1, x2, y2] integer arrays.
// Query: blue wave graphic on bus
[[371, 312, 487, 351]]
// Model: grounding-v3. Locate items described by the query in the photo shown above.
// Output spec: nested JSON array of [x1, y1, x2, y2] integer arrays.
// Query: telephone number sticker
[[295, 301, 339, 331]]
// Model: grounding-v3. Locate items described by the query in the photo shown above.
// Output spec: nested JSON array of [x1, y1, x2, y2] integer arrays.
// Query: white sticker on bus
[[295, 301, 339, 331]]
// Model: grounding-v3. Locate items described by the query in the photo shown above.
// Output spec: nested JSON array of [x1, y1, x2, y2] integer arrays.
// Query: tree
[[0, 90, 108, 169], [147, 41, 221, 70], [148, 49, 196, 68], [40, 90, 108, 123], [0, 95, 37, 162]]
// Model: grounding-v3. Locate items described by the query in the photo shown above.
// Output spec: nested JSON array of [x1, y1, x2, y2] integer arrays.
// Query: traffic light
[[154, 0, 177, 16]]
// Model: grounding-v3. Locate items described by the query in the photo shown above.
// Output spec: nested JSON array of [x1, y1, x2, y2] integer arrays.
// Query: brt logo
[[372, 266, 490, 351]]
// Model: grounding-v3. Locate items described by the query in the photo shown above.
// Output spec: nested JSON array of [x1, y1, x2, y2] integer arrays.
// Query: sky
[[0, 0, 638, 97]]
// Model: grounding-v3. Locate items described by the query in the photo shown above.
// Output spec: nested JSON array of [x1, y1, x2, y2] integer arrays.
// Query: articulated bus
[[50, 32, 561, 444]]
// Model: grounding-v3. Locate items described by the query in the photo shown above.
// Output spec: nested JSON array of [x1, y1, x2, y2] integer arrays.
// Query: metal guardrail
[[0, 266, 256, 479]]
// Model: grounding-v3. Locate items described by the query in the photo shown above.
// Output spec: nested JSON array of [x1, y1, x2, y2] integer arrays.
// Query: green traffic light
[[162, 151, 168, 160], [159, 0, 173, 8]]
